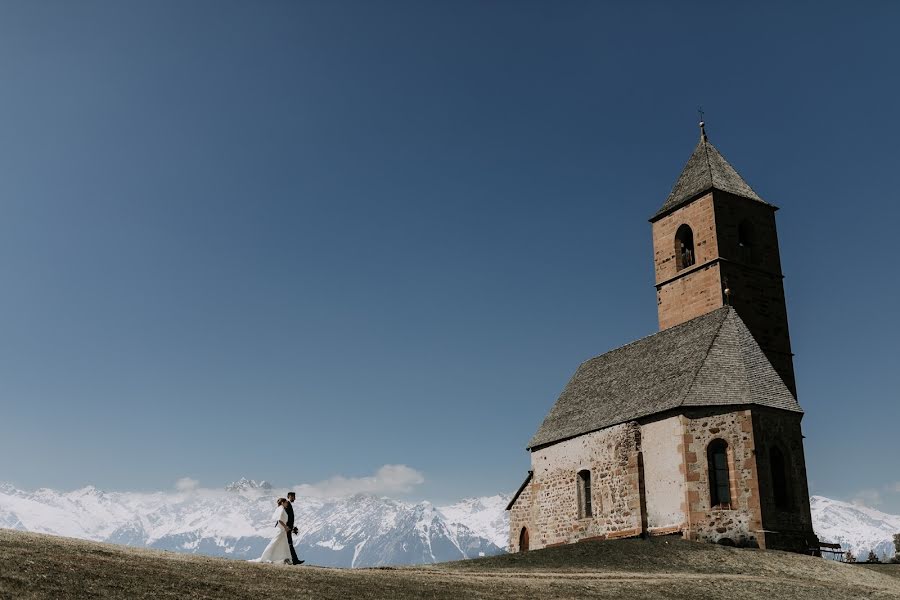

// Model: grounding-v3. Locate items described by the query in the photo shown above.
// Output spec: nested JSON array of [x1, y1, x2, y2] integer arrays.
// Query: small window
[[707, 440, 732, 507], [675, 224, 695, 270], [771, 446, 791, 509], [738, 220, 754, 263], [577, 470, 593, 518]]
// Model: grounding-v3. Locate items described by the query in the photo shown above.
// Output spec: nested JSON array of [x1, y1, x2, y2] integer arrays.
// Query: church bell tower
[[649, 122, 797, 396]]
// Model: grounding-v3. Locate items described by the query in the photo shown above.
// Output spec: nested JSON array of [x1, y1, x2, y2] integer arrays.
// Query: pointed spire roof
[[650, 122, 774, 221]]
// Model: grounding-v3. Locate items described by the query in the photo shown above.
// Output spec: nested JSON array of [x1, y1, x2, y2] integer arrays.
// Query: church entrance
[[519, 527, 529, 552]]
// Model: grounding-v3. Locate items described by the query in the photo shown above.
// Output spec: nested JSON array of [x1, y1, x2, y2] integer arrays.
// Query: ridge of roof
[[567, 304, 732, 374], [675, 306, 730, 406], [650, 129, 774, 221]]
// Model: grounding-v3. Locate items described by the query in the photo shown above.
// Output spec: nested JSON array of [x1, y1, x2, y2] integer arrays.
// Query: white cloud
[[175, 477, 200, 492], [888, 482, 900, 494], [291, 465, 425, 499], [851, 488, 882, 508]]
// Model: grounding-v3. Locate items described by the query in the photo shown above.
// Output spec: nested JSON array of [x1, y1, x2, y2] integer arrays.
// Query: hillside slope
[[2, 529, 899, 599]]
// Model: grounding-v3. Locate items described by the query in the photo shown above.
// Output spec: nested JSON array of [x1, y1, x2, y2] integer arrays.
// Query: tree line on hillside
[[842, 534, 900, 564]]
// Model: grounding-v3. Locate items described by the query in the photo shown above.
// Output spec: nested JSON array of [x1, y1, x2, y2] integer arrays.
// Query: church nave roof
[[527, 306, 801, 450]]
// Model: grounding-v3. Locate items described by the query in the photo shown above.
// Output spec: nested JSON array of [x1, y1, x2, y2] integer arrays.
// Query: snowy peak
[[438, 495, 510, 549], [224, 478, 273, 493], [811, 495, 900, 560]]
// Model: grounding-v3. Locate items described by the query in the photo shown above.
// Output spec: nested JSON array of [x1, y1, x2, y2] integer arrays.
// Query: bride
[[253, 497, 294, 564]]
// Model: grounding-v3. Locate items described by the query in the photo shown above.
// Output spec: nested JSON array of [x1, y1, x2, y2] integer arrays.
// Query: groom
[[284, 492, 304, 565]]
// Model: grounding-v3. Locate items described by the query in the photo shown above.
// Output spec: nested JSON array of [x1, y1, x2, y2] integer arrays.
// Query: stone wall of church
[[508, 408, 813, 553], [507, 476, 534, 553], [509, 422, 643, 551], [752, 409, 816, 551], [680, 408, 763, 548]]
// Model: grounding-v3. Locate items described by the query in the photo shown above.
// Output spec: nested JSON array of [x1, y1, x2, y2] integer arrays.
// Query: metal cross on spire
[[697, 106, 707, 141]]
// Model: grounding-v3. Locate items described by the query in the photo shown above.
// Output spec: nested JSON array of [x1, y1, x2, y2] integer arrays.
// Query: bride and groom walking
[[255, 491, 305, 565]]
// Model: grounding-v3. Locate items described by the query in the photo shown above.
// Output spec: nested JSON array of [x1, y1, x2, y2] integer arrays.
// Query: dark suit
[[284, 501, 301, 564]]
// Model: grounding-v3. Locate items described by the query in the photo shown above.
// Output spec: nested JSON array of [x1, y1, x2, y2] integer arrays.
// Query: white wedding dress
[[253, 506, 292, 563]]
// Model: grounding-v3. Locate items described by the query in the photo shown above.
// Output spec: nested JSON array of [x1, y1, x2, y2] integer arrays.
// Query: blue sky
[[0, 1, 898, 510]]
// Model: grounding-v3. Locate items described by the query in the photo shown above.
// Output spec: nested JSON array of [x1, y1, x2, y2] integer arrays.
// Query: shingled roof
[[527, 307, 801, 450], [650, 126, 774, 221]]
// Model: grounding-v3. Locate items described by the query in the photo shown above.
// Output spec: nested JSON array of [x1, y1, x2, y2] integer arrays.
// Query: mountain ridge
[[2, 480, 896, 566], [0, 480, 509, 567]]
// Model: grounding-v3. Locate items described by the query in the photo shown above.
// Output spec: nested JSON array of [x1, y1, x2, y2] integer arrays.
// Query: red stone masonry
[[679, 408, 763, 547]]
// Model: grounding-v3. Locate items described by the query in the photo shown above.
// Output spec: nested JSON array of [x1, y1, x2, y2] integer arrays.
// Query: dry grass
[[859, 563, 900, 581], [2, 529, 898, 599]]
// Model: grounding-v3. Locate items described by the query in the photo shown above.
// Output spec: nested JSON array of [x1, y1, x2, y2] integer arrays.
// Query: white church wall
[[640, 416, 686, 531]]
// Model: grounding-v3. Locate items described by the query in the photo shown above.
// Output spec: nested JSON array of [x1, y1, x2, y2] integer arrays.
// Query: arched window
[[675, 224, 695, 270], [738, 220, 754, 263], [707, 439, 732, 508], [519, 527, 529, 552], [577, 470, 593, 518], [770, 446, 791, 509]]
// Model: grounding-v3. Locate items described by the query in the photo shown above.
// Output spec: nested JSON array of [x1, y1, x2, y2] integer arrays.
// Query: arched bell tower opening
[[675, 224, 695, 270]]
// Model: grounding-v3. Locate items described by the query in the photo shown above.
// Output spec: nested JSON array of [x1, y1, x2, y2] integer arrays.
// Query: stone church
[[506, 123, 817, 554]]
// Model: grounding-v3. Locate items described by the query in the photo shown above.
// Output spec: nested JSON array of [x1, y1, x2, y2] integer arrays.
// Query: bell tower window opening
[[577, 470, 593, 518], [675, 224, 695, 270], [707, 439, 732, 508]]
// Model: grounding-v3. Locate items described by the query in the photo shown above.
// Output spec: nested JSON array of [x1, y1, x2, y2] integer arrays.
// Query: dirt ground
[[1, 529, 898, 599]]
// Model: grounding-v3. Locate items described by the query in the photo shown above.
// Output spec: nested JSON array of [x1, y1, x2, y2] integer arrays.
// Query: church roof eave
[[505, 470, 533, 511], [526, 401, 802, 452], [648, 187, 780, 224]]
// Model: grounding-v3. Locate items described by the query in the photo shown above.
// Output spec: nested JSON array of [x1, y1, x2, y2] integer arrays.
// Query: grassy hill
[[1, 529, 898, 599]]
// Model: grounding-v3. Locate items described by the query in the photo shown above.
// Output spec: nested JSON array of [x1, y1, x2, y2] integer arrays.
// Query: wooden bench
[[811, 541, 844, 560]]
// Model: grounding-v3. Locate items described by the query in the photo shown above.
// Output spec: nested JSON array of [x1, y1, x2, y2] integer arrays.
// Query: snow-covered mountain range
[[0, 479, 509, 567], [810, 495, 900, 561], [2, 480, 897, 565]]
